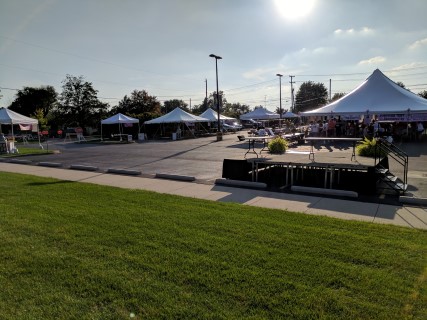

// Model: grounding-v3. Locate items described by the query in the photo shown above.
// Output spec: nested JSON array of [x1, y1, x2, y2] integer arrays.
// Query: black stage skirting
[[222, 158, 389, 195]]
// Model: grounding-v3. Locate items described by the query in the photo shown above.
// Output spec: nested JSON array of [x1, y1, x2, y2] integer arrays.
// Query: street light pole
[[209, 53, 222, 141], [276, 73, 283, 128]]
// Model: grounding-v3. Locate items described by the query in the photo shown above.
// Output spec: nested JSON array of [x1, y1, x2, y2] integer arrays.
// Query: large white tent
[[144, 107, 209, 139], [240, 107, 280, 120], [199, 108, 235, 121], [101, 113, 139, 141], [301, 69, 427, 119], [0, 107, 41, 151]]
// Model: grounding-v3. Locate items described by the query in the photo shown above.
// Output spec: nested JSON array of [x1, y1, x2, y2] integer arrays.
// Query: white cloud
[[409, 38, 427, 50], [334, 27, 374, 37], [358, 56, 386, 65], [242, 67, 276, 81], [313, 47, 336, 55]]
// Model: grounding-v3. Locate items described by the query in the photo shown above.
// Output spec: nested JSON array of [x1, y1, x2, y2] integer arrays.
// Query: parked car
[[242, 119, 262, 128]]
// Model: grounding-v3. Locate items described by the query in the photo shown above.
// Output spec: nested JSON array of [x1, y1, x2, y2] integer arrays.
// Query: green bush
[[356, 137, 387, 157], [268, 136, 288, 154]]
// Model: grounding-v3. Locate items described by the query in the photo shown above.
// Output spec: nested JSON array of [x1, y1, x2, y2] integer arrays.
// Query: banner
[[19, 124, 32, 131], [377, 113, 427, 122]]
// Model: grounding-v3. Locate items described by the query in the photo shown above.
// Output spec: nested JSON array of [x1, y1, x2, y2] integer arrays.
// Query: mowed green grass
[[0, 172, 426, 319]]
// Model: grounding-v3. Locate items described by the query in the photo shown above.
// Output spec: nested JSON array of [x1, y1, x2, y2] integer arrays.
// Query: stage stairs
[[375, 138, 408, 194]]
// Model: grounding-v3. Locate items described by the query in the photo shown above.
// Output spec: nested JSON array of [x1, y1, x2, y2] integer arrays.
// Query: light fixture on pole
[[276, 73, 283, 128], [209, 53, 222, 141]]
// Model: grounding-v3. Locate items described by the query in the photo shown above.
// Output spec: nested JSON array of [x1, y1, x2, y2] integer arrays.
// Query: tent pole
[[37, 123, 43, 149]]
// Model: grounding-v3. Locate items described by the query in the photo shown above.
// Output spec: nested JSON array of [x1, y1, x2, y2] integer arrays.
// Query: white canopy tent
[[282, 111, 299, 118], [100, 113, 139, 141], [199, 108, 235, 121], [0, 107, 41, 151], [301, 69, 427, 119], [240, 107, 280, 120], [145, 107, 209, 124], [144, 107, 209, 138]]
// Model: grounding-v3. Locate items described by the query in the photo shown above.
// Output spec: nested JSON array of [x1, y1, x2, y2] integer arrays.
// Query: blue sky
[[1, 0, 426, 112]]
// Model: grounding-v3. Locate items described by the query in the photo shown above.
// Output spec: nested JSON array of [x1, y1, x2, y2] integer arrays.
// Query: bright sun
[[274, 0, 316, 20]]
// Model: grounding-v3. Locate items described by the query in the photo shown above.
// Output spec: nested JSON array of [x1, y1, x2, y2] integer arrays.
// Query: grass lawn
[[0, 172, 426, 319], [0, 144, 53, 158]]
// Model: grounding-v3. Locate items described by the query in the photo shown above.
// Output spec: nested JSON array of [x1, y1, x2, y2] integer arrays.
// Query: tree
[[162, 99, 189, 114], [396, 81, 406, 89], [192, 91, 227, 115], [419, 90, 427, 99], [331, 92, 346, 102], [111, 90, 161, 121], [222, 102, 250, 119], [294, 81, 328, 113], [57, 75, 108, 129], [8, 86, 57, 118]]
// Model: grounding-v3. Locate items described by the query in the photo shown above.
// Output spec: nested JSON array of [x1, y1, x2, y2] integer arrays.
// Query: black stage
[[223, 140, 392, 197]]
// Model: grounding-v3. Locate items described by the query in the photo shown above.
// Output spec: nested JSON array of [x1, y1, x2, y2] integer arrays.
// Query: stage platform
[[223, 141, 384, 196]]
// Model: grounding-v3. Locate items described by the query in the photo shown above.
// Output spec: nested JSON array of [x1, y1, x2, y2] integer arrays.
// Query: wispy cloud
[[358, 56, 386, 65], [409, 38, 427, 50]]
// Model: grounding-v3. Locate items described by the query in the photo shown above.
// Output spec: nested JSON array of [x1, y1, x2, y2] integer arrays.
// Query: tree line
[[4, 74, 427, 133]]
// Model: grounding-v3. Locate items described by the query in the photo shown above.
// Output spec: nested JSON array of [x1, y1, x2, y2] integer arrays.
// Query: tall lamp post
[[209, 53, 222, 141], [276, 73, 283, 128]]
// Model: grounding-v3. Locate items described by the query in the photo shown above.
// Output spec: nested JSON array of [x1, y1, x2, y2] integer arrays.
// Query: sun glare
[[274, 0, 316, 20]]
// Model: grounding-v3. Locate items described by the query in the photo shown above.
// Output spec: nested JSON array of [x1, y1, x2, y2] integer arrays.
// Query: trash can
[[127, 135, 133, 142], [172, 132, 177, 141], [138, 133, 145, 141]]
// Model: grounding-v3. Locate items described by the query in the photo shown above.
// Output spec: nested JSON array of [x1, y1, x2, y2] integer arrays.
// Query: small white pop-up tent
[[0, 107, 41, 152], [301, 69, 427, 118], [101, 113, 139, 141], [240, 107, 280, 120]]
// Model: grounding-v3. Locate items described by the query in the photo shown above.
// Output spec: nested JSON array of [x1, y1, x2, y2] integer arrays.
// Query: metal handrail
[[375, 138, 408, 187]]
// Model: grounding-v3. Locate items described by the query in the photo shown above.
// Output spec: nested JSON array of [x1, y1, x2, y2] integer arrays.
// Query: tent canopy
[[0, 107, 38, 125], [282, 111, 299, 118], [199, 108, 235, 121], [101, 113, 139, 124], [301, 69, 427, 116], [145, 107, 209, 124], [240, 107, 280, 120]]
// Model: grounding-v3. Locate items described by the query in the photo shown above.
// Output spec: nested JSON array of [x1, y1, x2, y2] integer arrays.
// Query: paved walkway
[[1, 162, 426, 230]]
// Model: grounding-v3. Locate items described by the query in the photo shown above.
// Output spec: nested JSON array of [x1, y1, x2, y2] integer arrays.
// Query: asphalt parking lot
[[6, 133, 427, 200]]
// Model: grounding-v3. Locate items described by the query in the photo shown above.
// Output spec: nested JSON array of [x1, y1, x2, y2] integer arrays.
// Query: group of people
[[308, 117, 426, 141], [308, 117, 347, 137]]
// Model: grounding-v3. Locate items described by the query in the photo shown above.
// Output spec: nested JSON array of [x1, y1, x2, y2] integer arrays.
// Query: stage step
[[394, 183, 408, 191], [376, 168, 389, 175]]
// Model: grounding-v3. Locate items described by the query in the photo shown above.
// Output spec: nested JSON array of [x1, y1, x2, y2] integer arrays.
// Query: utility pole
[[190, 98, 192, 111], [289, 75, 295, 112], [205, 79, 208, 110], [264, 95, 267, 109], [329, 79, 332, 101]]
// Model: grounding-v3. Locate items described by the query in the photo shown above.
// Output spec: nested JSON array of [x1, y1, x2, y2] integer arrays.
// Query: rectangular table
[[304, 137, 362, 161], [244, 136, 274, 158]]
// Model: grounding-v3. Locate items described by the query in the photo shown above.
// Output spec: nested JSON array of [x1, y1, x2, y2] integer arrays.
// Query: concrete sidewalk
[[1, 162, 426, 230]]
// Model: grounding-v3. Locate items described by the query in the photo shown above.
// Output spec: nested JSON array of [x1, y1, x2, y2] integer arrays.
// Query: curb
[[9, 159, 32, 164], [215, 178, 267, 189], [38, 162, 63, 168], [107, 168, 141, 176], [155, 173, 196, 182], [70, 164, 99, 171], [399, 196, 427, 206], [291, 185, 358, 198]]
